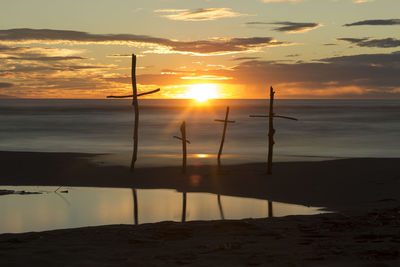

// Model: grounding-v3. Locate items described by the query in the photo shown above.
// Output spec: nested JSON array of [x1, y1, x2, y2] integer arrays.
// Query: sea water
[[0, 99, 399, 166]]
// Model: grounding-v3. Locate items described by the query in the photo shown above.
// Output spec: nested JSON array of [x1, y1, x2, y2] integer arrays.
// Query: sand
[[0, 151, 399, 266]]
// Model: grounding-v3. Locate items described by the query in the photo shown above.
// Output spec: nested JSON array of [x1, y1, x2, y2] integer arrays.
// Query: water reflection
[[268, 200, 273, 218], [0, 186, 327, 234], [181, 192, 187, 223], [132, 188, 138, 225]]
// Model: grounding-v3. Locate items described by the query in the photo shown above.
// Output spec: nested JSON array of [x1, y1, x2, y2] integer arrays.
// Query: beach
[[1, 151, 399, 266]]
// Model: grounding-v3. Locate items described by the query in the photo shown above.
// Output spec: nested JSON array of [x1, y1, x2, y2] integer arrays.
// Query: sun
[[186, 83, 219, 103]]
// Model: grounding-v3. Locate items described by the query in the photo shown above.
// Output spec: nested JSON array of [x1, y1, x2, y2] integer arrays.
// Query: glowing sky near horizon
[[0, 0, 399, 99]]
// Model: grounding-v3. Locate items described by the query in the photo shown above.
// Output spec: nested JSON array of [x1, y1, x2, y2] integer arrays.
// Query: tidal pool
[[0, 186, 327, 234]]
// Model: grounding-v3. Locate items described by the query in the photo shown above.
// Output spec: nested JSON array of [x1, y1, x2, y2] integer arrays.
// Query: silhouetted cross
[[107, 54, 160, 171], [214, 106, 235, 168], [250, 86, 298, 175], [173, 121, 191, 174]]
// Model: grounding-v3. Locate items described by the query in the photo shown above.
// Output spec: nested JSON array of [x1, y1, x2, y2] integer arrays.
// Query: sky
[[0, 0, 399, 99]]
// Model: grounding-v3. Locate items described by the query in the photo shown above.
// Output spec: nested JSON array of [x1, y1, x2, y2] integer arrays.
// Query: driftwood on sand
[[250, 86, 298, 175], [107, 54, 160, 171]]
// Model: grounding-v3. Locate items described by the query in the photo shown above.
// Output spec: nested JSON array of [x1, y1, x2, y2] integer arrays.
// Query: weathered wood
[[249, 86, 298, 175], [215, 106, 235, 168], [214, 119, 236, 123], [173, 136, 191, 144], [132, 188, 138, 225], [267, 87, 275, 175], [131, 55, 139, 171], [107, 88, 160, 98], [181, 192, 187, 222], [181, 121, 187, 174], [249, 115, 298, 121], [173, 121, 190, 174], [106, 54, 160, 172]]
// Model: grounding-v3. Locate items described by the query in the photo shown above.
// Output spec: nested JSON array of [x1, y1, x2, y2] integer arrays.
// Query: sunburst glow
[[186, 83, 219, 102]]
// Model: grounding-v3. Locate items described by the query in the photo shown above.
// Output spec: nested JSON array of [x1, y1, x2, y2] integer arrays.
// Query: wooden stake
[[250, 86, 298, 175], [131, 55, 139, 171], [214, 106, 235, 168], [173, 121, 190, 174], [106, 54, 160, 172], [267, 87, 275, 175]]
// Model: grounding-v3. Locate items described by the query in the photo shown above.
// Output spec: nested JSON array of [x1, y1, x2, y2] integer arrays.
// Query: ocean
[[0, 99, 399, 166]]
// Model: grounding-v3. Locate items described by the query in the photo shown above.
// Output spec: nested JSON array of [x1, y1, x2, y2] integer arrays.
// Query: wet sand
[[1, 151, 399, 266]]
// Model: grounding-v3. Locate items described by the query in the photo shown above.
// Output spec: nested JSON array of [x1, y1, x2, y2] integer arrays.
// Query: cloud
[[136, 51, 400, 98], [246, 21, 321, 33], [344, 19, 400, 27], [338, 37, 400, 48], [354, 0, 374, 3], [0, 82, 13, 88], [232, 57, 261, 61], [261, 0, 305, 2], [0, 28, 291, 55], [154, 8, 247, 21], [225, 52, 400, 95]]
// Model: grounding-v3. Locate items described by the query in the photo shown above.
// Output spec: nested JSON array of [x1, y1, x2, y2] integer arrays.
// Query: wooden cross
[[214, 106, 235, 168], [107, 54, 160, 171], [250, 86, 298, 175], [173, 121, 191, 174]]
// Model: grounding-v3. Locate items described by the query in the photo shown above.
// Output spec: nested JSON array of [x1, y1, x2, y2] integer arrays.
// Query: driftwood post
[[173, 121, 191, 174], [214, 106, 235, 168], [250, 86, 298, 175], [107, 54, 160, 171]]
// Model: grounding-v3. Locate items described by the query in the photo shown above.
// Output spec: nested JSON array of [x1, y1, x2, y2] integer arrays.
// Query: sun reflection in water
[[189, 174, 201, 186]]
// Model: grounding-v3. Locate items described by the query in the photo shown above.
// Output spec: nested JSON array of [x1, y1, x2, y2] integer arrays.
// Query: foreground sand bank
[[1, 207, 399, 266], [1, 151, 399, 213], [1, 151, 400, 265]]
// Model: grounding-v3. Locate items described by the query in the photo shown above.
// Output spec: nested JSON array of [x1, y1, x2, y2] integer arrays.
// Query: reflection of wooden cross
[[214, 106, 235, 168], [132, 188, 138, 225], [250, 86, 298, 175], [173, 121, 191, 174], [181, 192, 187, 222], [107, 54, 160, 171]]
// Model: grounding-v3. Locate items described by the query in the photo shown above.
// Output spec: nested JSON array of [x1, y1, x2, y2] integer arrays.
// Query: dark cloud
[[4, 56, 87, 61], [0, 82, 14, 88], [231, 57, 260, 61], [135, 52, 400, 97], [246, 21, 321, 33], [338, 37, 400, 48], [344, 19, 400, 27], [0, 28, 291, 55], [224, 52, 400, 92]]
